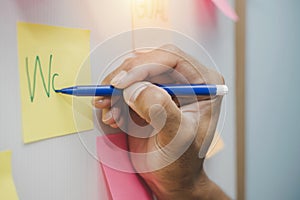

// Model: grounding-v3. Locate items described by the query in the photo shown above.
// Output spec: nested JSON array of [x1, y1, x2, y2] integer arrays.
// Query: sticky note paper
[[211, 0, 238, 22], [97, 133, 153, 200], [0, 151, 19, 200], [131, 0, 172, 50], [17, 22, 93, 143], [131, 0, 170, 29], [206, 132, 224, 158]]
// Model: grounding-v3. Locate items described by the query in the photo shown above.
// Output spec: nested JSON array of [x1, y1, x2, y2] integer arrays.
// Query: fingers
[[101, 106, 123, 128], [105, 44, 224, 91], [93, 44, 224, 132], [93, 96, 125, 129], [102, 44, 182, 87], [93, 97, 111, 109], [111, 63, 172, 89], [123, 82, 182, 140]]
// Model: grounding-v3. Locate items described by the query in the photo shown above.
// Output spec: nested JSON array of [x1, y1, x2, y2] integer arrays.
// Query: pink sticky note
[[211, 0, 239, 21], [97, 133, 153, 200], [196, 0, 217, 27]]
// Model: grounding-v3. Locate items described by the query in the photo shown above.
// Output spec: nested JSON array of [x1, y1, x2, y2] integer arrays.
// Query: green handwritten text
[[25, 55, 59, 102]]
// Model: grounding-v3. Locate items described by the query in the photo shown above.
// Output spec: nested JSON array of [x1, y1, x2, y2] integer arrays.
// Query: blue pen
[[55, 84, 228, 96]]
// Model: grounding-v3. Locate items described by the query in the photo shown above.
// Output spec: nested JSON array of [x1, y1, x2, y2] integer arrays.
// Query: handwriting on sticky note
[[25, 55, 59, 102], [0, 151, 19, 200], [17, 22, 93, 143], [132, 0, 170, 28], [131, 0, 172, 50], [133, 0, 168, 22]]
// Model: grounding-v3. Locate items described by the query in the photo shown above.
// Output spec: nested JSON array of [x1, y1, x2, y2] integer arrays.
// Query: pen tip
[[55, 89, 61, 93]]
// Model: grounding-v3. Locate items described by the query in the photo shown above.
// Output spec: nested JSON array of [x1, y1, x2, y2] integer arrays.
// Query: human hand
[[93, 44, 229, 200]]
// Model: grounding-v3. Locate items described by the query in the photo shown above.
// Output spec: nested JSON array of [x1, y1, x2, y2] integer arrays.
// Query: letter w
[[25, 55, 53, 102]]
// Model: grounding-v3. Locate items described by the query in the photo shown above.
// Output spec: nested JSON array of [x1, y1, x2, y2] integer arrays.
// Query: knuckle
[[156, 44, 183, 58], [128, 58, 139, 67], [219, 74, 225, 84], [123, 57, 135, 68], [160, 44, 181, 53], [101, 77, 110, 85], [122, 58, 140, 70], [138, 85, 170, 106], [123, 57, 133, 64], [207, 68, 225, 84], [135, 85, 175, 123], [214, 71, 225, 84]]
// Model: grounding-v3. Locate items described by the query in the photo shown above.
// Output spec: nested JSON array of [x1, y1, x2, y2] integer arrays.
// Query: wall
[[246, 1, 300, 199], [0, 0, 236, 199]]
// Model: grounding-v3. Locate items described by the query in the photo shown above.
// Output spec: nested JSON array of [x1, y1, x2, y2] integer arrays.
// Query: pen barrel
[[157, 84, 217, 96], [73, 85, 122, 96], [59, 84, 223, 96]]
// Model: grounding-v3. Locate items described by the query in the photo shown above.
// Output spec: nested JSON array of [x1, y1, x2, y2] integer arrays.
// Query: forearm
[[195, 175, 230, 200], [151, 170, 230, 200], [186, 170, 230, 200]]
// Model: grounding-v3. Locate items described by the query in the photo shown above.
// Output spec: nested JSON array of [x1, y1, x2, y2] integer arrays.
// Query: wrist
[[192, 170, 230, 200], [151, 170, 230, 200]]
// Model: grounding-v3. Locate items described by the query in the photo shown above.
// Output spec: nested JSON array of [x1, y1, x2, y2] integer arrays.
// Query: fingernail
[[92, 98, 104, 107], [97, 99, 104, 104], [110, 123, 118, 129], [111, 70, 127, 86], [123, 82, 151, 105], [103, 111, 112, 122]]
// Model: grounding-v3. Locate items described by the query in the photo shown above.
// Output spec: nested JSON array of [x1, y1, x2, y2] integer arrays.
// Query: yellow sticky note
[[17, 22, 93, 143], [0, 151, 19, 200]]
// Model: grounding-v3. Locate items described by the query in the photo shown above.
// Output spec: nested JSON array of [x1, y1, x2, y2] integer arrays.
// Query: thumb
[[123, 82, 182, 137]]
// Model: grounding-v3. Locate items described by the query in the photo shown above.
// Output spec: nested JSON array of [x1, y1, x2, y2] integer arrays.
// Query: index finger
[[102, 44, 182, 88]]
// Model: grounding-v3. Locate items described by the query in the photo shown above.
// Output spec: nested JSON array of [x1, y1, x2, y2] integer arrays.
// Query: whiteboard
[[0, 0, 236, 199]]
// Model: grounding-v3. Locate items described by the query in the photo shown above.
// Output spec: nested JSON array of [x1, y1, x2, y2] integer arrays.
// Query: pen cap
[[216, 85, 229, 95]]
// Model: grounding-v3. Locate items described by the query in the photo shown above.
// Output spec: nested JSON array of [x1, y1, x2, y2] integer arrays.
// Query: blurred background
[[245, 0, 300, 199]]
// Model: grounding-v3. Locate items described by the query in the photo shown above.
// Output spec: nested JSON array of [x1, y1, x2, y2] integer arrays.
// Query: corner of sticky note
[[96, 133, 153, 200], [206, 132, 225, 159], [0, 151, 19, 200], [211, 0, 238, 22], [17, 22, 93, 143]]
